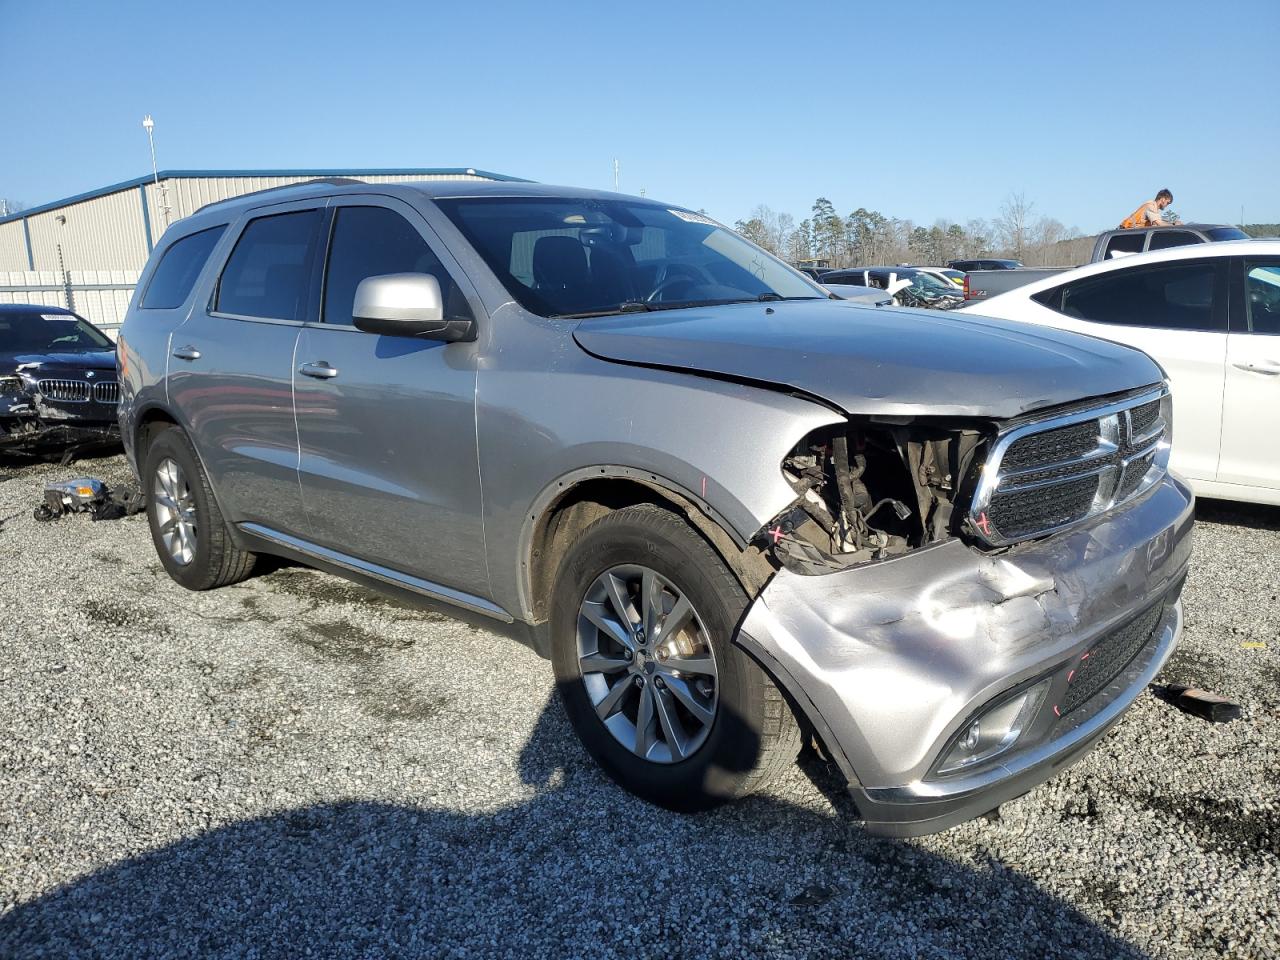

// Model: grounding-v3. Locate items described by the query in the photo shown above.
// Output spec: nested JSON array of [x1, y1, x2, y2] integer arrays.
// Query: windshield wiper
[[552, 301, 656, 319]]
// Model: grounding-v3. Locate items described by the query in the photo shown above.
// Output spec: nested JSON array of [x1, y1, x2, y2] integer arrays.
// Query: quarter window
[[1245, 261, 1280, 335], [1147, 230, 1202, 251], [1103, 233, 1146, 259], [141, 226, 226, 309], [322, 206, 470, 325], [1054, 260, 1225, 332], [216, 210, 321, 321]]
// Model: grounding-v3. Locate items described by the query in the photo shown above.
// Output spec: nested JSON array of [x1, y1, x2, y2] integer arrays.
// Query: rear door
[[1217, 257, 1280, 494], [1028, 258, 1229, 483], [292, 196, 491, 600], [167, 201, 322, 535]]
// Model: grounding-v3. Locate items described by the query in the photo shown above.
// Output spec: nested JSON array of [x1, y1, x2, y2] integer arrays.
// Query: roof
[[175, 180, 681, 230], [0, 168, 530, 226]]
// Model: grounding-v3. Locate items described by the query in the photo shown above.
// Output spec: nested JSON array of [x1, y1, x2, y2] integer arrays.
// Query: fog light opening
[[936, 679, 1050, 776]]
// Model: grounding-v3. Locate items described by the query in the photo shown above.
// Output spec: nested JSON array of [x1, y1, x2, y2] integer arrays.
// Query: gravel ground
[[0, 454, 1276, 960]]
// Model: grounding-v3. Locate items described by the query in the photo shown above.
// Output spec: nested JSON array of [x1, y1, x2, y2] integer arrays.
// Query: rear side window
[[1103, 233, 1146, 259], [322, 206, 470, 325], [1147, 230, 1202, 251], [1054, 260, 1225, 332], [216, 210, 320, 321], [140, 226, 225, 309]]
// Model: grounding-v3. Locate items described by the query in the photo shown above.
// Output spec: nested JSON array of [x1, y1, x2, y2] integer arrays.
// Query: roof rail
[[193, 177, 367, 216]]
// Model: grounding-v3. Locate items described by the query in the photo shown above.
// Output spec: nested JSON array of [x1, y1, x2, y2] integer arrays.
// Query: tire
[[142, 425, 256, 591], [551, 503, 801, 810]]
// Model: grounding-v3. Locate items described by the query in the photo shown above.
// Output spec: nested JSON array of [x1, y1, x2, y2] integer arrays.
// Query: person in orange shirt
[[1121, 188, 1180, 229]]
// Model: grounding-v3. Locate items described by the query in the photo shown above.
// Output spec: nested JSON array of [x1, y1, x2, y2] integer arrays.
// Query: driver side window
[[322, 206, 471, 325], [1245, 261, 1280, 335]]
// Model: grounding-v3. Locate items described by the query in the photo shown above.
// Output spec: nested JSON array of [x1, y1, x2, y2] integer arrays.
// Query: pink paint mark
[[1053, 705, 1061, 717], [701, 476, 707, 498], [770, 525, 785, 544], [1067, 669, 1075, 683]]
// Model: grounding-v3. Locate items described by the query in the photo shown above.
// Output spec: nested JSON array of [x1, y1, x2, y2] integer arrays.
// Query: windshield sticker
[[42, 314, 76, 323], [668, 209, 720, 227]]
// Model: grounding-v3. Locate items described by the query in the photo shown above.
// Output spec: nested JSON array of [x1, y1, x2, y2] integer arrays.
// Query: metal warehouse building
[[0, 168, 523, 329]]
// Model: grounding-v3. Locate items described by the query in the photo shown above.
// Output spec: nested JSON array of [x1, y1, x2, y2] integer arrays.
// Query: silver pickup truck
[[961, 223, 1250, 303], [118, 179, 1193, 836]]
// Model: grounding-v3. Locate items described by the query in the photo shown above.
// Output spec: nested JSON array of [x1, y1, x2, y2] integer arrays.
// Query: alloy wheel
[[152, 457, 198, 566], [575, 564, 719, 763]]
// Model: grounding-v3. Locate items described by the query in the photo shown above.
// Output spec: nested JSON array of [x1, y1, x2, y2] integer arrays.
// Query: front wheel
[[551, 504, 800, 810]]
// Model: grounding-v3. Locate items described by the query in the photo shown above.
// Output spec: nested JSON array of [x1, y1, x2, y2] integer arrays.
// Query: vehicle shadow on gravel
[[1, 695, 1149, 960], [1194, 497, 1280, 532]]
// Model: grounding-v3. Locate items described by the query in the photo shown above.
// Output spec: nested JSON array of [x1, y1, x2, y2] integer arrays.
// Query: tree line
[[735, 193, 1082, 268]]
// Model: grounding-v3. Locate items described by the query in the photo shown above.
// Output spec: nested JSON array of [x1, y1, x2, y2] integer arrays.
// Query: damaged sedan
[[1, 304, 121, 459], [118, 180, 1192, 836]]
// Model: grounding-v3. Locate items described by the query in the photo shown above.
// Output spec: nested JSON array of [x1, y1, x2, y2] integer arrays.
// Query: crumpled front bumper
[[734, 473, 1194, 837]]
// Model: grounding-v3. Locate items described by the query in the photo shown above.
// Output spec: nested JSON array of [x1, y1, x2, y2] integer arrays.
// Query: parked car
[[821, 282, 892, 305], [972, 240, 1279, 506], [119, 179, 1192, 836], [948, 258, 1022, 271], [0, 304, 120, 458], [823, 267, 963, 309], [960, 224, 1252, 303]]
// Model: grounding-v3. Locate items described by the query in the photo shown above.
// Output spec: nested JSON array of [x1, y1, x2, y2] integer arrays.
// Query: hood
[[4, 349, 116, 372], [572, 300, 1162, 419]]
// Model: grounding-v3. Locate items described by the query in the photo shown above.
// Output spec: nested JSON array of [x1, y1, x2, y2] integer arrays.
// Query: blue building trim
[[138, 184, 154, 252], [0, 168, 531, 226], [22, 217, 34, 270]]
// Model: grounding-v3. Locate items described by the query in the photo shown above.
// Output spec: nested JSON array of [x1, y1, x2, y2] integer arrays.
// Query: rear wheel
[[551, 504, 800, 810], [143, 426, 256, 590]]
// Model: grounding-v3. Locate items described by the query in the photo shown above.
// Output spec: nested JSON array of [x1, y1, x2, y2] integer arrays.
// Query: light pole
[[142, 114, 172, 233]]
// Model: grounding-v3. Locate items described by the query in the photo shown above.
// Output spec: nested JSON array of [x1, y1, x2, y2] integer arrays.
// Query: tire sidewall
[[551, 508, 768, 808], [143, 428, 217, 590]]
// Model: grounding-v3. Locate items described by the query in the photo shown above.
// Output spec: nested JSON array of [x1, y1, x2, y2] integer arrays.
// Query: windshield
[[436, 197, 825, 318], [910, 272, 954, 295], [0, 310, 112, 352], [1206, 227, 1250, 241]]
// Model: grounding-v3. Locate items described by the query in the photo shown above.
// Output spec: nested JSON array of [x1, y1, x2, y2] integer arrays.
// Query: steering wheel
[[645, 266, 701, 303]]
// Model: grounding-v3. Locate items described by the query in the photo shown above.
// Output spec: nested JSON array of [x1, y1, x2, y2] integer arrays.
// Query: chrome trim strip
[[970, 385, 1170, 546], [240, 522, 514, 623], [865, 601, 1181, 805]]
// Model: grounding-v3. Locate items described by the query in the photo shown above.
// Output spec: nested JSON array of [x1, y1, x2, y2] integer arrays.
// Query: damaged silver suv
[[118, 180, 1193, 835]]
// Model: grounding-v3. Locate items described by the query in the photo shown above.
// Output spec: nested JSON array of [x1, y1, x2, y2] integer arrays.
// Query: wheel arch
[[520, 467, 775, 625]]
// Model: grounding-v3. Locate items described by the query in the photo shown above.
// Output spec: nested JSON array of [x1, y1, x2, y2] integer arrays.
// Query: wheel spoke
[[602, 573, 637, 636], [641, 569, 663, 639], [153, 493, 178, 514], [634, 684, 656, 758], [656, 593, 693, 644], [653, 687, 689, 760], [661, 652, 716, 676], [579, 652, 631, 675], [582, 601, 636, 652], [594, 676, 633, 721], [660, 674, 715, 727], [157, 515, 179, 536]]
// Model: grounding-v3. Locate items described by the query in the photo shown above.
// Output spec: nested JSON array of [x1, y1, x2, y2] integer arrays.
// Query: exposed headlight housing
[[0, 375, 23, 395], [935, 679, 1050, 775]]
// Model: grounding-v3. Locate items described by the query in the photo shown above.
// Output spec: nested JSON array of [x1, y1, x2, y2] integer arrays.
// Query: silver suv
[[118, 179, 1193, 835]]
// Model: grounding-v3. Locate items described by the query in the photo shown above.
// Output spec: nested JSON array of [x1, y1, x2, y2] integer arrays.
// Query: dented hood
[[3, 349, 116, 371], [572, 300, 1162, 419]]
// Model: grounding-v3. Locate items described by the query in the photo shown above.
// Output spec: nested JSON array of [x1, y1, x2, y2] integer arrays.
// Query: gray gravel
[[1, 454, 1277, 959]]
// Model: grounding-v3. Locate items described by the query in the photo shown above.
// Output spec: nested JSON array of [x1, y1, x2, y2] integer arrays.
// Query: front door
[[292, 198, 491, 600], [1218, 258, 1280, 494]]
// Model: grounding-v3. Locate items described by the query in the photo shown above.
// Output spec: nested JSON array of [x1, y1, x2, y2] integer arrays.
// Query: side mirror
[[352, 273, 474, 341]]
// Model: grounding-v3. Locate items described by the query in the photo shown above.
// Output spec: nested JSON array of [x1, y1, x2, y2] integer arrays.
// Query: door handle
[[1232, 360, 1280, 376], [172, 345, 201, 361], [298, 361, 339, 380]]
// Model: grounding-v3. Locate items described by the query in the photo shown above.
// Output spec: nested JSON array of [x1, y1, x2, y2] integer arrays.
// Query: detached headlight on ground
[[936, 679, 1050, 775]]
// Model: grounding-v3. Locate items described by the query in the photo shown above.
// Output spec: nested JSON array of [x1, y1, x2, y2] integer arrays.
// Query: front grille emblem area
[[969, 387, 1171, 546]]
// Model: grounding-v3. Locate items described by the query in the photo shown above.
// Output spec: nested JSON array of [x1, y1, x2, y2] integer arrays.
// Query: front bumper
[[734, 473, 1194, 837]]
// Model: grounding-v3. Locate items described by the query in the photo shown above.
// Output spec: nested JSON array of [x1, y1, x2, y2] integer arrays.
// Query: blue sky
[[3, 0, 1277, 232]]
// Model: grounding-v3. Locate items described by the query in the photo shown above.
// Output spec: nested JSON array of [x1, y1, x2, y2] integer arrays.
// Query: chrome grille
[[37, 379, 91, 402], [92, 381, 120, 404], [971, 386, 1171, 546]]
